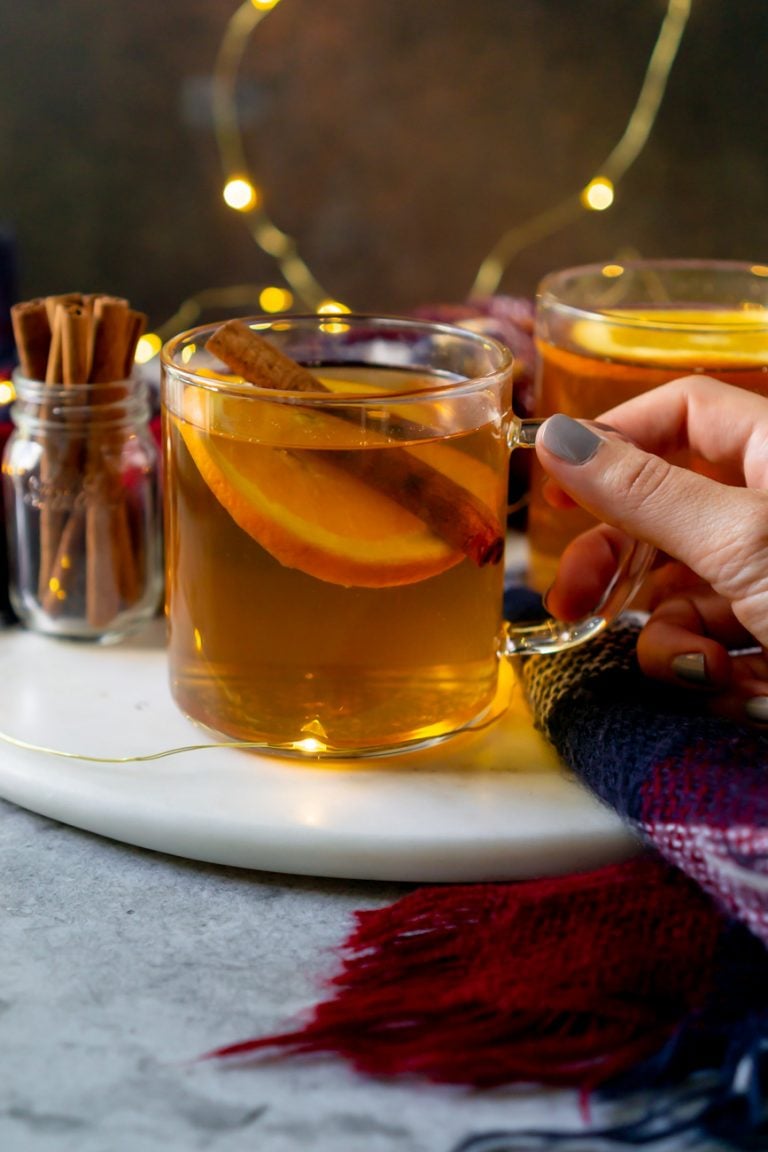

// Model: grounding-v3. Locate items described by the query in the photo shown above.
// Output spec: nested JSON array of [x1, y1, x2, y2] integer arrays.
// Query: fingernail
[[539, 415, 602, 464], [671, 652, 709, 684], [745, 696, 768, 724]]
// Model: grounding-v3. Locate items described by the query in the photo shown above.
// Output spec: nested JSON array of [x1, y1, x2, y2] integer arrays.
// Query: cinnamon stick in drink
[[205, 320, 504, 567], [207, 320, 326, 396], [320, 447, 504, 566]]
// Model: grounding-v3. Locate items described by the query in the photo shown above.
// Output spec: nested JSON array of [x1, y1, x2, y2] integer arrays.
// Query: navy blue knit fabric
[[520, 619, 768, 945]]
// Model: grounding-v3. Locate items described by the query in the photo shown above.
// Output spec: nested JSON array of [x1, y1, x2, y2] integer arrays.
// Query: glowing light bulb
[[317, 300, 351, 315], [223, 177, 259, 212], [293, 737, 326, 754], [259, 286, 294, 313], [0, 380, 15, 405], [134, 333, 163, 364], [47, 576, 65, 600], [581, 177, 615, 211], [251, 0, 282, 10]]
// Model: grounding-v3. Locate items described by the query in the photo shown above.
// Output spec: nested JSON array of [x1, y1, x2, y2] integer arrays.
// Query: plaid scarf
[[525, 619, 768, 947], [205, 618, 768, 1150]]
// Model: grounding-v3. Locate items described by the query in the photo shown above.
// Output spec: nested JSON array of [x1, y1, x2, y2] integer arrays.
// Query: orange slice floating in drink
[[572, 307, 768, 367], [178, 388, 501, 588]]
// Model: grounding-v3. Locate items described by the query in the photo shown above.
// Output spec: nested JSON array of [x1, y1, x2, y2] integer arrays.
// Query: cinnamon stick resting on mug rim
[[205, 319, 505, 567]]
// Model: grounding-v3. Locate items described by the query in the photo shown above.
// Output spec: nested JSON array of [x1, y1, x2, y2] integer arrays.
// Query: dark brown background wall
[[1, 0, 766, 329]]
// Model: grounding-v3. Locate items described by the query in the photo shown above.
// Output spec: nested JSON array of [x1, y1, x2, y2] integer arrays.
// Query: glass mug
[[528, 259, 768, 592], [161, 315, 653, 758]]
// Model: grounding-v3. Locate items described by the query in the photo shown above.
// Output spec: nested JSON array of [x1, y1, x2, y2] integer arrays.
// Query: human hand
[[534, 375, 768, 725]]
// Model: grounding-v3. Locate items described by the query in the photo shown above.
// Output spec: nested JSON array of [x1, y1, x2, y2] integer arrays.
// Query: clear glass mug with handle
[[528, 258, 768, 594], [161, 314, 654, 758]]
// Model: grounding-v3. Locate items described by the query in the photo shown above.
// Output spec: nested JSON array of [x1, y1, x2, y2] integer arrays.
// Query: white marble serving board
[[0, 620, 637, 881]]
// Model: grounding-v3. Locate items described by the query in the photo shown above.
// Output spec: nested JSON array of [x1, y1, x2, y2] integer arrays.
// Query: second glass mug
[[161, 315, 654, 758], [528, 258, 768, 592]]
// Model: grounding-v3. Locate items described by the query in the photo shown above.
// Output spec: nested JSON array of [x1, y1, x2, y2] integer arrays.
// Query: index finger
[[599, 375, 768, 488]]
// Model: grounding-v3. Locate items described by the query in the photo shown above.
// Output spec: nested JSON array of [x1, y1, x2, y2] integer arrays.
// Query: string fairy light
[[471, 0, 691, 296], [210, 0, 332, 311], [0, 678, 505, 765], [145, 0, 690, 352]]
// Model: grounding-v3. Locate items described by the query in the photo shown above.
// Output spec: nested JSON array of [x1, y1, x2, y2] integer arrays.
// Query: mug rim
[[536, 258, 768, 334], [160, 312, 515, 405]]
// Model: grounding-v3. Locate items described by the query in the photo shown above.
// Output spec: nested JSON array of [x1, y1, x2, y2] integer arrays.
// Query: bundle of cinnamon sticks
[[10, 293, 149, 630], [11, 293, 146, 387]]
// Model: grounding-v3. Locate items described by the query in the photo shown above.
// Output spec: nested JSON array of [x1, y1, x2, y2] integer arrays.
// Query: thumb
[[535, 414, 768, 613]]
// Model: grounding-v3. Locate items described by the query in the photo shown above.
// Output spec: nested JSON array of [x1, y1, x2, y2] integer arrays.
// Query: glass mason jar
[[1, 373, 163, 642]]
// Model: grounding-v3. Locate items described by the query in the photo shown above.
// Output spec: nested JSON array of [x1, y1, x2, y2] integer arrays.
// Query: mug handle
[[502, 417, 656, 656]]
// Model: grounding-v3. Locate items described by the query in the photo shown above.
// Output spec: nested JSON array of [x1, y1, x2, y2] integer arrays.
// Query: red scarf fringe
[[204, 855, 726, 1091]]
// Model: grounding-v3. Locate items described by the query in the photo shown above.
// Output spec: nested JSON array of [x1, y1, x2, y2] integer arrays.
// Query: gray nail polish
[[671, 652, 709, 684], [745, 696, 768, 723], [540, 414, 602, 464]]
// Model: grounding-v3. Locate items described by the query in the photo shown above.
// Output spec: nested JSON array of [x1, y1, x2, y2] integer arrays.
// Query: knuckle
[[617, 451, 677, 510], [732, 499, 768, 557], [707, 496, 768, 597], [710, 540, 762, 591]]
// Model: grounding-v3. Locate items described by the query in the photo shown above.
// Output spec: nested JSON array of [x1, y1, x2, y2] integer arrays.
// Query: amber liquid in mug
[[527, 307, 768, 591], [164, 365, 509, 754]]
